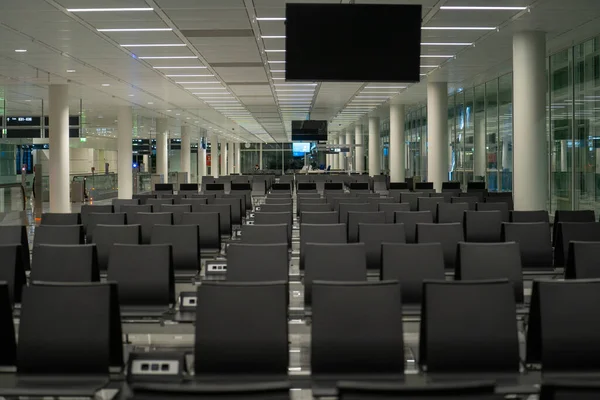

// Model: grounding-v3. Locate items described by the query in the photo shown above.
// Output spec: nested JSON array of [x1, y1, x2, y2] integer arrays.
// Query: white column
[[332, 134, 339, 170], [427, 82, 449, 192], [156, 118, 169, 181], [221, 140, 228, 176], [390, 104, 406, 182], [142, 155, 149, 173], [259, 143, 263, 170], [368, 117, 381, 176], [346, 129, 354, 172], [338, 130, 345, 170], [198, 135, 207, 179], [513, 31, 547, 210], [474, 117, 487, 179], [236, 143, 242, 173], [117, 106, 133, 199], [210, 135, 219, 178], [48, 84, 70, 212], [180, 125, 191, 181], [227, 142, 234, 175], [560, 140, 568, 172], [355, 124, 364, 173]]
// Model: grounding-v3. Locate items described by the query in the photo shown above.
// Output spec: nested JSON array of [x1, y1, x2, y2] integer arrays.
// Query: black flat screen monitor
[[292, 120, 327, 141], [286, 3, 422, 82]]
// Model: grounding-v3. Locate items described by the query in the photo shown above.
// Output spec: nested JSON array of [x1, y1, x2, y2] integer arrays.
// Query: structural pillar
[[198, 135, 206, 179], [236, 143, 242, 174], [513, 31, 547, 210], [180, 125, 191, 182], [338, 131, 345, 170], [227, 142, 234, 175], [210, 135, 219, 178], [474, 117, 487, 179], [355, 124, 364, 173], [48, 84, 70, 212], [389, 104, 406, 182], [368, 117, 381, 176], [117, 106, 133, 199], [427, 82, 449, 191], [346, 129, 354, 172], [259, 143, 263, 170], [156, 119, 169, 182], [332, 134, 338, 170], [221, 140, 227, 176]]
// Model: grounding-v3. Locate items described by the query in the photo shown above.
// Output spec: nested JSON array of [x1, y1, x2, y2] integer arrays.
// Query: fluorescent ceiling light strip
[[355, 96, 391, 98], [178, 82, 220, 84], [256, 17, 286, 21], [154, 66, 207, 69], [98, 28, 171, 32], [185, 88, 225, 90], [422, 27, 495, 30], [421, 55, 454, 58], [262, 35, 286, 38], [140, 56, 198, 59], [365, 86, 407, 89], [67, 8, 154, 12], [270, 70, 286, 73], [268, 61, 286, 64], [276, 89, 314, 92], [440, 6, 527, 10], [166, 74, 214, 77], [265, 50, 286, 53], [274, 83, 317, 86], [205, 101, 238, 103], [361, 92, 399, 94], [272, 77, 286, 80], [121, 44, 186, 47], [420, 65, 439, 68], [422, 42, 472, 46], [193, 93, 231, 95]]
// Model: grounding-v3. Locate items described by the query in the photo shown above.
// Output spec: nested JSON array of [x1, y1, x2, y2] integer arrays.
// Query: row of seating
[[2, 279, 599, 396]]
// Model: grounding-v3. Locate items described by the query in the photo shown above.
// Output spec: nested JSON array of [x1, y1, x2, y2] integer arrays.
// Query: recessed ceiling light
[[98, 28, 171, 32], [186, 117, 190, 119], [265, 49, 286, 53], [67, 7, 154, 12], [193, 93, 231, 95], [24, 99, 31, 102], [148, 102, 154, 105], [440, 6, 527, 10], [176, 81, 220, 84], [138, 56, 198, 59], [422, 26, 495, 30], [102, 83, 110, 86], [14, 49, 27, 53], [121, 44, 186, 47], [66, 69, 76, 73], [176, 113, 181, 116], [166, 74, 214, 77], [185, 87, 226, 90], [422, 42, 472, 46], [128, 94, 135, 97], [276, 89, 314, 92], [272, 77, 286, 80], [274, 83, 317, 86], [166, 109, 172, 112], [153, 66, 207, 69]]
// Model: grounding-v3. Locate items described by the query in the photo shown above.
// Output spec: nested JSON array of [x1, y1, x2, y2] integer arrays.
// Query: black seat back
[[81, 205, 113, 234], [130, 382, 292, 400], [337, 381, 500, 400], [0, 282, 16, 367], [0, 225, 30, 271], [259, 203, 292, 214], [484, 196, 514, 211], [451, 196, 477, 210], [526, 279, 600, 371], [151, 225, 200, 273], [304, 243, 367, 306], [347, 211, 386, 243], [339, 203, 377, 225], [254, 212, 292, 247], [553, 210, 596, 245], [299, 203, 332, 215], [133, 194, 156, 205], [381, 243, 445, 305], [180, 212, 221, 253], [31, 244, 99, 282], [312, 282, 404, 379], [215, 197, 243, 225], [135, 212, 174, 244], [194, 282, 289, 379], [147, 198, 174, 211], [566, 241, 600, 279], [112, 199, 140, 213], [540, 382, 600, 400], [437, 202, 468, 224], [395, 211, 433, 243], [0, 244, 26, 304], [465, 210, 503, 242], [379, 203, 410, 223], [300, 211, 339, 225], [416, 223, 464, 269], [159, 204, 192, 225], [456, 242, 524, 303], [358, 223, 406, 271], [554, 222, 600, 267], [122, 205, 153, 223], [180, 198, 208, 211], [417, 197, 445, 221], [476, 202, 509, 222], [107, 244, 174, 308], [93, 225, 141, 271], [227, 243, 289, 282], [241, 224, 288, 245], [197, 204, 232, 236], [501, 222, 553, 269], [34, 224, 84, 246], [300, 223, 347, 270], [41, 213, 81, 225], [420, 280, 519, 373], [87, 213, 126, 242], [400, 192, 424, 211], [510, 210, 549, 223], [192, 194, 216, 204]]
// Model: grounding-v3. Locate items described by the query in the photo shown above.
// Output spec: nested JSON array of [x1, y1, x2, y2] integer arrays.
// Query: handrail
[[0, 183, 26, 211], [72, 172, 117, 182]]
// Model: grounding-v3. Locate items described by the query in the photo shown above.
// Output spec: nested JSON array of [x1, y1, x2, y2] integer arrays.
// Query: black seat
[[331, 197, 365, 212], [304, 243, 367, 306], [192, 194, 216, 204], [379, 203, 410, 223], [381, 243, 445, 305], [388, 189, 409, 203], [337, 381, 500, 400], [510, 210, 549, 223], [501, 222, 553, 270], [400, 192, 424, 211], [159, 194, 185, 204], [367, 197, 395, 207], [81, 205, 113, 235], [259, 203, 292, 214], [417, 197, 445, 221], [456, 242, 524, 303], [347, 211, 386, 243], [112, 199, 140, 213], [300, 224, 347, 270], [476, 202, 509, 222], [151, 225, 200, 274], [0, 225, 30, 271], [241, 224, 288, 245], [266, 197, 292, 205], [227, 243, 288, 282], [526, 279, 600, 372], [134, 212, 174, 244], [31, 244, 99, 282], [254, 212, 292, 248], [437, 202, 468, 224], [159, 204, 192, 225], [0, 282, 16, 367], [462, 191, 484, 202], [87, 213, 126, 242], [553, 210, 596, 245], [194, 282, 288, 381], [416, 223, 464, 269], [566, 241, 600, 279], [358, 223, 406, 271], [420, 280, 519, 373], [312, 282, 404, 381], [92, 225, 141, 271], [130, 382, 291, 400], [133, 194, 156, 205], [464, 210, 503, 242], [197, 204, 232, 237], [180, 198, 208, 211], [451, 196, 477, 210], [395, 211, 433, 244], [41, 213, 81, 225], [300, 211, 339, 225], [107, 244, 174, 316], [299, 203, 332, 214], [147, 198, 174, 211], [34, 225, 84, 246], [122, 205, 153, 223], [339, 204, 378, 225], [484, 196, 514, 211], [215, 197, 243, 225], [180, 212, 221, 254], [0, 244, 26, 304], [540, 381, 600, 400], [554, 222, 600, 267], [17, 282, 122, 379]]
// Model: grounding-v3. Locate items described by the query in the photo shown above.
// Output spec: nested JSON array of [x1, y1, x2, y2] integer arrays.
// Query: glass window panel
[[498, 73, 513, 192], [464, 88, 475, 187], [485, 79, 499, 191], [473, 84, 486, 184]]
